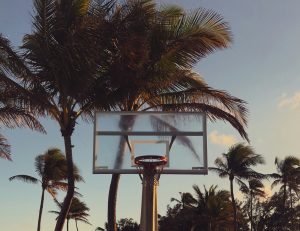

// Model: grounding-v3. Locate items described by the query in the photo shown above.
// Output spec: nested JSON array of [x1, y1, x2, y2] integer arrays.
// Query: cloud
[[209, 130, 237, 147], [278, 91, 300, 110]]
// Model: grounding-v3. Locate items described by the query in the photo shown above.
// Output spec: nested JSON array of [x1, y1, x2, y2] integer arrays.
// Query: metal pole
[[139, 166, 160, 231]]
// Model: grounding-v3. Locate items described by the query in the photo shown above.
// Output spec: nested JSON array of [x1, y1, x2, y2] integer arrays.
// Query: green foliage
[[256, 191, 300, 231], [159, 175, 300, 231], [159, 203, 195, 231], [240, 179, 265, 230], [104, 218, 139, 231], [160, 185, 249, 231], [117, 218, 139, 231], [270, 156, 300, 211]]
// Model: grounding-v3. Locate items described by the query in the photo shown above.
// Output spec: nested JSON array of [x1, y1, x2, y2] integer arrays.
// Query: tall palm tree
[[0, 1, 116, 230], [240, 179, 265, 231], [50, 197, 91, 231], [104, 1, 249, 230], [9, 148, 83, 231], [270, 156, 300, 213], [209, 143, 265, 231]]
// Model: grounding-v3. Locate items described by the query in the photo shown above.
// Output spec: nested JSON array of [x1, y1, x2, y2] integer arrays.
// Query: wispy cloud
[[278, 91, 300, 110], [209, 130, 237, 147]]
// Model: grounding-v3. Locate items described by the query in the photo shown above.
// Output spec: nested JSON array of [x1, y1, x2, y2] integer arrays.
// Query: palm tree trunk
[[67, 218, 69, 231], [75, 219, 79, 231], [37, 187, 46, 231], [230, 177, 238, 231], [282, 183, 287, 214], [107, 116, 135, 231], [250, 192, 253, 231], [289, 187, 292, 209], [55, 134, 75, 231], [108, 174, 120, 231]]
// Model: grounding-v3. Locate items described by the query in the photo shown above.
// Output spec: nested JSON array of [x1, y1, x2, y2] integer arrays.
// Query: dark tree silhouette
[[209, 143, 265, 231]]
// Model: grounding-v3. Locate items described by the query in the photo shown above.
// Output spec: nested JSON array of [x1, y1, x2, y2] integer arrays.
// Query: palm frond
[[144, 73, 248, 141], [0, 34, 33, 82], [159, 8, 232, 69], [235, 178, 247, 189], [9, 175, 39, 184], [0, 106, 45, 132], [74, 217, 92, 225], [214, 157, 228, 170], [0, 134, 11, 160], [32, 0, 56, 37], [208, 167, 228, 178]]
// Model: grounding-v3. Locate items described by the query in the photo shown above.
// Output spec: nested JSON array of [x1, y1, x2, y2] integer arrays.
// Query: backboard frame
[[93, 111, 207, 174]]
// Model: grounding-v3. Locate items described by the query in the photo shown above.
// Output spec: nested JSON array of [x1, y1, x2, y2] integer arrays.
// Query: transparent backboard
[[93, 111, 207, 174]]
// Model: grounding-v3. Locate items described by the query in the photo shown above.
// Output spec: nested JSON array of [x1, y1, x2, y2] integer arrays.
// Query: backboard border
[[93, 111, 208, 175]]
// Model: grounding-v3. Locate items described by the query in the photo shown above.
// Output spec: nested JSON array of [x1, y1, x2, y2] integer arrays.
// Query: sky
[[1, 0, 300, 230]]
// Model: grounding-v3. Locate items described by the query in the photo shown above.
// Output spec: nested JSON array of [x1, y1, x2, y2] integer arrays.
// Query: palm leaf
[[0, 134, 11, 160], [144, 73, 248, 141], [9, 175, 39, 184], [0, 106, 45, 132], [159, 8, 231, 69], [208, 167, 228, 178], [74, 217, 92, 225]]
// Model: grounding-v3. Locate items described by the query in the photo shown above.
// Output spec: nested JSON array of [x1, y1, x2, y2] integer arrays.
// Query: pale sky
[[1, 1, 300, 230]]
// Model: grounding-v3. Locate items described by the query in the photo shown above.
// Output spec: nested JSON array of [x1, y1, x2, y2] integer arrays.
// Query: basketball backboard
[[93, 111, 207, 174]]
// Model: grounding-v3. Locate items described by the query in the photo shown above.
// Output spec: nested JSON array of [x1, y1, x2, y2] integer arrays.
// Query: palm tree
[[209, 143, 265, 231], [270, 156, 300, 213], [50, 197, 91, 231], [0, 1, 116, 230], [186, 185, 233, 231], [9, 148, 83, 231], [104, 1, 249, 230], [240, 179, 265, 231]]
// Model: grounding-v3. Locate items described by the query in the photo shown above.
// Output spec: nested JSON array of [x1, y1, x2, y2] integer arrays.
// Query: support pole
[[139, 166, 160, 231]]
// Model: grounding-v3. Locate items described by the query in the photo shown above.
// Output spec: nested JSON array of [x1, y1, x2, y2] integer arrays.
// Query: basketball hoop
[[135, 155, 167, 166], [134, 155, 167, 180]]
